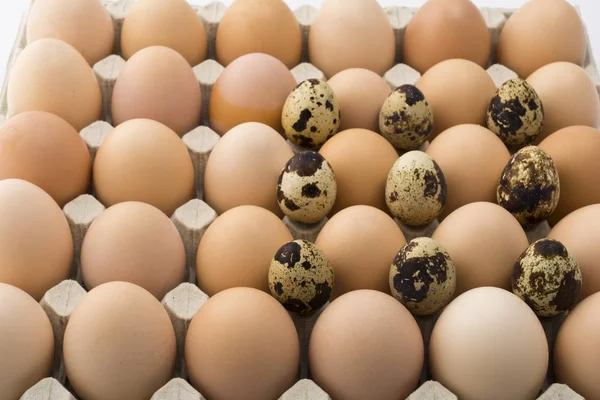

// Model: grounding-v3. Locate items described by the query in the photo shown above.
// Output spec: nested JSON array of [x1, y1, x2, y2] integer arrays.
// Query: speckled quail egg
[[379, 84, 433, 151], [389, 237, 456, 316], [386, 151, 447, 226], [512, 239, 581, 317], [497, 146, 560, 226], [487, 78, 544, 147], [282, 79, 341, 149], [269, 240, 334, 314], [277, 151, 337, 224]]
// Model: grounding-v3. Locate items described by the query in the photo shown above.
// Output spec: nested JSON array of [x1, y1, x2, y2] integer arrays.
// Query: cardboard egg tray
[[1, 0, 599, 399]]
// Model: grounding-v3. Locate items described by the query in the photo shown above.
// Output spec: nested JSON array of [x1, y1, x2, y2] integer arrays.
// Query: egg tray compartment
[[0, 0, 598, 399]]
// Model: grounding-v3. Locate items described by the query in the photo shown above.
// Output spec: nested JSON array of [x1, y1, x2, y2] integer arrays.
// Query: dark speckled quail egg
[[379, 84, 433, 151], [277, 151, 337, 224], [269, 240, 334, 314], [386, 151, 446, 226], [497, 146, 560, 226], [389, 237, 456, 316], [282, 79, 340, 149], [512, 239, 581, 317], [487, 78, 544, 147]]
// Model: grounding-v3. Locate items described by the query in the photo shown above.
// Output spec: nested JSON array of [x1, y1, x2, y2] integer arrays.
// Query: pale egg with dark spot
[[282, 79, 340, 149], [268, 240, 334, 314], [512, 238, 581, 317], [389, 237, 456, 316], [277, 151, 337, 224]]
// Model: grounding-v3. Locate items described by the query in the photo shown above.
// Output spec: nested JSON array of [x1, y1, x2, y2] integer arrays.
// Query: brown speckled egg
[[277, 152, 337, 224], [390, 237, 456, 316], [269, 240, 334, 314], [497, 146, 560, 226], [282, 79, 340, 149], [379, 85, 433, 150], [386, 151, 447, 226], [487, 78, 544, 147], [512, 239, 581, 317]]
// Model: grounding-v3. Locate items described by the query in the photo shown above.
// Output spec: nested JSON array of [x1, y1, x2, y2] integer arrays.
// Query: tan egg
[[430, 287, 548, 400], [308, 0, 395, 78], [209, 53, 297, 136], [319, 128, 398, 214], [539, 126, 600, 226], [204, 122, 294, 216], [432, 202, 529, 295], [7, 38, 102, 131], [327, 68, 391, 132], [315, 205, 406, 299], [0, 179, 73, 300], [497, 0, 586, 79], [426, 124, 510, 220], [64, 282, 176, 400], [0, 111, 91, 207], [417, 59, 496, 138], [112, 46, 202, 136], [309, 290, 423, 400], [527, 62, 600, 142], [26, 0, 114, 65], [0, 283, 54, 400], [81, 202, 186, 300], [403, 0, 490, 74], [186, 288, 299, 400], [121, 0, 207, 65], [93, 119, 194, 216], [196, 206, 293, 296], [216, 0, 301, 68]]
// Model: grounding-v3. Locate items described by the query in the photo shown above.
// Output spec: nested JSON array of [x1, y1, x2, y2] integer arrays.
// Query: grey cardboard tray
[[1, 0, 599, 399]]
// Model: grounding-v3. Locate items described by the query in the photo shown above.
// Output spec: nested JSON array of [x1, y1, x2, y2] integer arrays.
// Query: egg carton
[[0, 0, 598, 399]]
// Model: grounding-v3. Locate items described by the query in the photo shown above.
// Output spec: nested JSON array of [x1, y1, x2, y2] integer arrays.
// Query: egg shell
[[269, 240, 334, 314]]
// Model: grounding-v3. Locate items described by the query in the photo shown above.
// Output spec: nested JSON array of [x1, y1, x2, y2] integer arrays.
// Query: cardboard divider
[[283, 216, 328, 243]]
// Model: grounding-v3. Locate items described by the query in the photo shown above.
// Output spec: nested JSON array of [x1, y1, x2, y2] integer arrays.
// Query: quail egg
[[389, 237, 456, 315], [282, 79, 340, 149], [269, 240, 334, 314], [487, 78, 544, 147], [386, 151, 447, 226], [497, 146, 560, 225], [512, 238, 581, 317], [277, 151, 337, 224], [379, 84, 433, 151]]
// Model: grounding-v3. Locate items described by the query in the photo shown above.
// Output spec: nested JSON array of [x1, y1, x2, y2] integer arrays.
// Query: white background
[[0, 0, 597, 84]]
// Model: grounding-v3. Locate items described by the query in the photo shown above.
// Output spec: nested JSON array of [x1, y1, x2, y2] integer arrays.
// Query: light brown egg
[[539, 126, 600, 226], [426, 124, 510, 220], [327, 68, 391, 132], [204, 122, 294, 216], [403, 0, 490, 74], [216, 0, 301, 68], [319, 128, 398, 214], [309, 290, 423, 400], [196, 205, 293, 296], [26, 0, 114, 65], [432, 202, 529, 295], [81, 202, 186, 300], [417, 59, 496, 138], [93, 119, 194, 216], [0, 111, 91, 207], [64, 282, 176, 400], [526, 62, 600, 142], [0, 179, 73, 300], [7, 38, 102, 131], [315, 205, 406, 299], [121, 0, 207, 66], [497, 0, 586, 79], [209, 53, 297, 136], [186, 287, 299, 400], [0, 283, 54, 400]]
